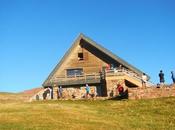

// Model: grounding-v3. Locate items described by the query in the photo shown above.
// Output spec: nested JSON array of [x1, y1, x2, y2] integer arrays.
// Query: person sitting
[[109, 90, 114, 97]]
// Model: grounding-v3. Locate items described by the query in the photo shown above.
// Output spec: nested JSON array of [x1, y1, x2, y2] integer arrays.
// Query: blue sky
[[0, 0, 175, 92]]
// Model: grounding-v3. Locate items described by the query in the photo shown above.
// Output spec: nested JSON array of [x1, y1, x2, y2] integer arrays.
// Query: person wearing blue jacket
[[85, 84, 90, 98]]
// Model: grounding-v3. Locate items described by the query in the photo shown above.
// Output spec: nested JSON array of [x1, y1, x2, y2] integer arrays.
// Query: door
[[96, 85, 102, 97]]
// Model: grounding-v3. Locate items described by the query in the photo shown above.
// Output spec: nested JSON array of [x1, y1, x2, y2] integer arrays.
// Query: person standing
[[48, 87, 52, 99], [142, 73, 147, 88], [159, 70, 165, 85], [171, 71, 175, 84], [85, 84, 90, 98], [58, 86, 63, 98]]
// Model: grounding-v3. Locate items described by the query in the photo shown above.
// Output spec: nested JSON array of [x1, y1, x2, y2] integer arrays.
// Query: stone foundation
[[106, 79, 127, 97], [53, 86, 97, 99], [31, 84, 175, 101]]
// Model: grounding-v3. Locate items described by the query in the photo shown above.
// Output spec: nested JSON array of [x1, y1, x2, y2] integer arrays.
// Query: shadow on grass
[[108, 90, 128, 100]]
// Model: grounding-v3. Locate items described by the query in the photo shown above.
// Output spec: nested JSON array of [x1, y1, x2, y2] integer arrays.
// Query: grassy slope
[[0, 92, 24, 103], [0, 96, 175, 130], [0, 93, 33, 103]]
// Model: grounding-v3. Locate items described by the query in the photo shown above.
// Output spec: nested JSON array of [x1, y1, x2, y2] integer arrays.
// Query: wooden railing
[[106, 68, 154, 87], [51, 73, 100, 82], [47, 73, 101, 86], [106, 68, 140, 78]]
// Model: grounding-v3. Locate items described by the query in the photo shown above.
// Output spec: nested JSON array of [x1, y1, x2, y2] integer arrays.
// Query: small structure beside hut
[[33, 33, 153, 100]]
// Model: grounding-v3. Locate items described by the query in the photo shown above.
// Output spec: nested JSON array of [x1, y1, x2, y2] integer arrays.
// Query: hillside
[[21, 87, 43, 96], [0, 96, 175, 130], [0, 85, 175, 130], [0, 92, 24, 103], [0, 87, 42, 102]]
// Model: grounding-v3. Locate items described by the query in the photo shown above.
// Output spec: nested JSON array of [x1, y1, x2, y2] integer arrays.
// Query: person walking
[[159, 70, 165, 85], [171, 71, 175, 84]]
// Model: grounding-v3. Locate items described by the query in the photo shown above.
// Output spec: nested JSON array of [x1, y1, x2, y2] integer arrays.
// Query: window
[[66, 68, 83, 77], [78, 53, 84, 60]]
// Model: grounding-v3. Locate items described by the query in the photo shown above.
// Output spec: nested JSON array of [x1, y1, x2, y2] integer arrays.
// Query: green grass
[[0, 95, 175, 130]]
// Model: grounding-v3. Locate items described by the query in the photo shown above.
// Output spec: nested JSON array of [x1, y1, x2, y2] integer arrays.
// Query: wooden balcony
[[45, 73, 101, 86], [44, 68, 154, 87]]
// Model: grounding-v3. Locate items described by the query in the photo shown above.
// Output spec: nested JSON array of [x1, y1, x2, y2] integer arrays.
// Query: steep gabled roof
[[43, 33, 149, 86]]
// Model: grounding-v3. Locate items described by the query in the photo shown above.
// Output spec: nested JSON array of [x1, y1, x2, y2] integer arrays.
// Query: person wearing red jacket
[[117, 84, 124, 96]]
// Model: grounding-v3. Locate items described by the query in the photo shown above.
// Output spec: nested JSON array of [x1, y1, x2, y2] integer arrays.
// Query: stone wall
[[106, 78, 127, 97], [30, 84, 175, 101], [128, 85, 175, 100], [53, 86, 97, 99]]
